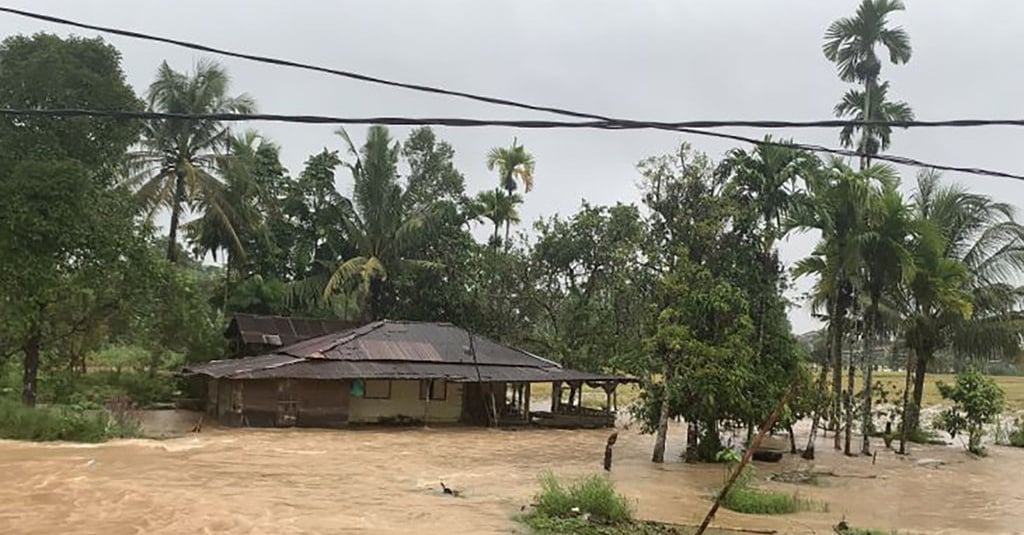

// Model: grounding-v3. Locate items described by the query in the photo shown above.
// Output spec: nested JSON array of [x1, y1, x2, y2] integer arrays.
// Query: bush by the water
[[532, 472, 633, 523], [521, 472, 634, 534], [0, 398, 140, 442], [719, 462, 820, 515]]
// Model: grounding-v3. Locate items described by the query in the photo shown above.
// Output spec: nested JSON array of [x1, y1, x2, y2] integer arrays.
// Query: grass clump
[[521, 472, 634, 534], [0, 397, 140, 443], [718, 460, 824, 515]]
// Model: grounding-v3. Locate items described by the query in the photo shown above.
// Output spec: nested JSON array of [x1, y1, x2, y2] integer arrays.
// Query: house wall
[[348, 380, 463, 424]]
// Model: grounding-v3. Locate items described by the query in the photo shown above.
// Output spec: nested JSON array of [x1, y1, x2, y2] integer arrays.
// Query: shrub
[[934, 369, 1006, 454], [1006, 417, 1024, 448], [522, 472, 636, 533], [716, 449, 822, 515], [723, 486, 805, 515], [0, 398, 140, 442]]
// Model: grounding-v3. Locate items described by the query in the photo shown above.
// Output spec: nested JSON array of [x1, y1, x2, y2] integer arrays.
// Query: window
[[363, 380, 391, 399], [419, 379, 447, 401]]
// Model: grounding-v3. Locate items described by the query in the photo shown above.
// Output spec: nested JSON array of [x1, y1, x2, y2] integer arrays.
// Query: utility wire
[[4, 6, 1024, 131], [4, 107, 1024, 181], [3, 6, 1024, 180]]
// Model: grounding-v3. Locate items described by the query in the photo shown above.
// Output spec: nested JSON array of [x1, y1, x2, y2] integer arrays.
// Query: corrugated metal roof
[[185, 353, 302, 377], [189, 320, 632, 383], [226, 313, 358, 346], [224, 360, 627, 383]]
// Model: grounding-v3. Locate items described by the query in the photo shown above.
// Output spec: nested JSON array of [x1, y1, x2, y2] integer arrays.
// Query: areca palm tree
[[790, 159, 894, 454], [856, 183, 916, 454], [835, 80, 914, 157], [473, 189, 522, 246], [824, 0, 912, 166], [322, 126, 437, 320], [129, 60, 255, 262], [486, 139, 535, 246]]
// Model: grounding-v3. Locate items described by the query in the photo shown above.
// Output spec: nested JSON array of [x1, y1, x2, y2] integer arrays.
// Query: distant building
[[224, 313, 358, 357], [187, 320, 629, 429]]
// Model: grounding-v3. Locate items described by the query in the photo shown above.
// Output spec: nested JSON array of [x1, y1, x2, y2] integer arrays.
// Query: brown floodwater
[[1, 412, 1023, 534]]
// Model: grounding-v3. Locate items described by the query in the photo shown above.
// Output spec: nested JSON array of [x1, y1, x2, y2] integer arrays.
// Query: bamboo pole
[[694, 384, 797, 535]]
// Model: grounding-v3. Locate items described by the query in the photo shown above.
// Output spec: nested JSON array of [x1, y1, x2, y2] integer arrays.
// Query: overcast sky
[[4, 0, 1024, 333]]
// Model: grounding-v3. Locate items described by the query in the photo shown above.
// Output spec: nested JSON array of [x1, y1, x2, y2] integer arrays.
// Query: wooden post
[[552, 381, 561, 412], [524, 383, 531, 422], [694, 384, 797, 535]]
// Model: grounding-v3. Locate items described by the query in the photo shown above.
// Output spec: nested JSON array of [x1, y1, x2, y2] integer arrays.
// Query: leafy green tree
[[0, 34, 142, 175], [529, 203, 654, 372], [129, 59, 255, 262], [935, 369, 1005, 455], [644, 260, 756, 463], [0, 34, 147, 406], [402, 127, 466, 207]]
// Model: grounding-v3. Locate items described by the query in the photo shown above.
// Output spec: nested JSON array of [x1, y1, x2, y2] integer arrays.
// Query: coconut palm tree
[[486, 140, 535, 246], [185, 131, 275, 309], [129, 59, 255, 262], [900, 170, 1024, 433], [323, 126, 438, 321], [824, 0, 912, 166]]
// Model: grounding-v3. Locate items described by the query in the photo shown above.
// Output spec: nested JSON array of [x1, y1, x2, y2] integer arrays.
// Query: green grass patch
[[521, 472, 634, 534], [0, 397, 140, 443], [719, 465, 825, 515], [722, 486, 819, 515]]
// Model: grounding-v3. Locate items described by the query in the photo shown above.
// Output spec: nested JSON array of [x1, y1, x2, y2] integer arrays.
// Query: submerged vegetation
[[520, 472, 635, 534]]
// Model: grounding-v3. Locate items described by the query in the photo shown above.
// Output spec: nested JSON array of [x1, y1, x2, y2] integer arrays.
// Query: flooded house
[[186, 319, 629, 428]]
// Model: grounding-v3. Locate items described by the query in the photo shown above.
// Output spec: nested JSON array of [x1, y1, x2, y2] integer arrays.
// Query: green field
[[531, 372, 1024, 413]]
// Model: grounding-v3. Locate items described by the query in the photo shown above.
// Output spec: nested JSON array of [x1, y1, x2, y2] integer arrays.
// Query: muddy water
[[1, 419, 1023, 534]]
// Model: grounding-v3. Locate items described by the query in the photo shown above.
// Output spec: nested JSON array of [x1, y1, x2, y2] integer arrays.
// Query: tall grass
[[720, 465, 822, 515], [532, 472, 633, 522], [0, 398, 140, 443], [521, 472, 635, 534]]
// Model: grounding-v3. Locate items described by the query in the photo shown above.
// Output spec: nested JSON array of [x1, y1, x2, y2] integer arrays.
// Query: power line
[[5, 107, 1024, 181], [4, 6, 1023, 132], [3, 6, 1024, 181]]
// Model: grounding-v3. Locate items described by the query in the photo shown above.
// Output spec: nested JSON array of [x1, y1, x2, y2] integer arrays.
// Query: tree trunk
[[861, 333, 875, 455], [652, 364, 673, 463], [222, 256, 232, 313], [787, 424, 798, 454], [166, 171, 187, 262], [685, 421, 699, 463], [827, 289, 843, 446], [909, 351, 929, 431], [860, 79, 873, 171], [898, 347, 916, 455], [802, 361, 829, 460], [21, 327, 42, 407], [844, 341, 855, 456], [504, 219, 511, 249]]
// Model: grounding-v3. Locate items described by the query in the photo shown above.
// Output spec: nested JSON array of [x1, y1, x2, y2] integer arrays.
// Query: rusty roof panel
[[225, 360, 628, 383], [184, 354, 302, 378], [228, 313, 358, 346], [193, 320, 630, 383]]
